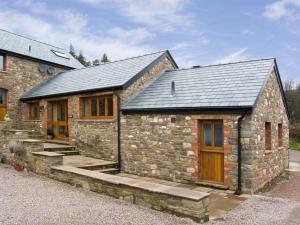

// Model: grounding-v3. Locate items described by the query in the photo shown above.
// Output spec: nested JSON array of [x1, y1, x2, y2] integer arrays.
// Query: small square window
[[28, 102, 40, 120], [265, 122, 272, 150], [278, 124, 283, 147]]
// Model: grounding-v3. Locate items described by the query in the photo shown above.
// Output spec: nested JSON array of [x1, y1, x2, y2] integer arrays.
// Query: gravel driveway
[[0, 164, 197, 225], [1, 164, 300, 225]]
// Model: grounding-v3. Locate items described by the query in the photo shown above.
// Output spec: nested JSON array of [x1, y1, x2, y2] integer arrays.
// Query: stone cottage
[[0, 29, 82, 129], [20, 53, 289, 194], [1, 30, 289, 194]]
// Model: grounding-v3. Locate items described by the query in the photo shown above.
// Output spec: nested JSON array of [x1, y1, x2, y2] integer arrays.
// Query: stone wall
[[121, 69, 289, 193], [242, 70, 289, 193], [51, 166, 209, 223], [121, 114, 240, 189], [0, 54, 67, 129], [121, 56, 175, 104], [21, 56, 175, 161]]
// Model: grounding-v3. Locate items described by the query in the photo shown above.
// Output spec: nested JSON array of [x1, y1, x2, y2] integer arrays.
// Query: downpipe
[[116, 93, 121, 172], [235, 110, 249, 195]]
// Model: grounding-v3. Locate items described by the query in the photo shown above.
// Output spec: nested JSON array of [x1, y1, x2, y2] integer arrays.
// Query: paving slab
[[63, 155, 116, 168]]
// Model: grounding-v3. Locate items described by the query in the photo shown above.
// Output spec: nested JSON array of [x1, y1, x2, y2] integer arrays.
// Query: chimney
[[29, 45, 31, 52], [171, 81, 175, 95]]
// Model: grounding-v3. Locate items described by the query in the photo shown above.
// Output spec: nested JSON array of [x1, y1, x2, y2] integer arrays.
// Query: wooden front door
[[199, 120, 224, 184], [0, 89, 7, 121], [47, 100, 68, 140]]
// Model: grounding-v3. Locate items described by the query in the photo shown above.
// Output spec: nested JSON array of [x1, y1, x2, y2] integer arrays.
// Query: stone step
[[55, 150, 79, 156], [96, 168, 119, 174], [63, 155, 118, 171], [43, 143, 75, 152], [78, 162, 117, 170], [28, 134, 45, 139]]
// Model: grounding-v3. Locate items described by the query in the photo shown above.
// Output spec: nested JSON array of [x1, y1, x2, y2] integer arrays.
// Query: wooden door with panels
[[0, 89, 7, 121], [47, 100, 68, 140], [199, 120, 224, 184]]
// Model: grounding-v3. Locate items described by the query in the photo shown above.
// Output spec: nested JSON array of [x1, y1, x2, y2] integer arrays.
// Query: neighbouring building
[[0, 29, 83, 129], [1, 29, 289, 194]]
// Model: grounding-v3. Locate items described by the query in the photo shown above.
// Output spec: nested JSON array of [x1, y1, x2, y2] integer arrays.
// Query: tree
[[101, 53, 110, 63], [69, 44, 76, 58], [92, 59, 100, 66], [76, 51, 88, 66], [69, 44, 111, 67], [284, 80, 300, 141]]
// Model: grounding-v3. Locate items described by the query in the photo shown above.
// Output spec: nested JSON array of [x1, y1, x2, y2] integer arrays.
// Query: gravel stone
[[207, 195, 300, 225], [0, 164, 198, 225]]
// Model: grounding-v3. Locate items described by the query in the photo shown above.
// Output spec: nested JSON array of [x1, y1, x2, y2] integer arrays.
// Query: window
[[51, 50, 70, 59], [0, 89, 6, 106], [0, 89, 7, 121], [201, 120, 223, 148], [80, 95, 114, 119], [28, 102, 40, 120], [278, 124, 283, 147], [0, 53, 7, 71], [265, 122, 272, 150]]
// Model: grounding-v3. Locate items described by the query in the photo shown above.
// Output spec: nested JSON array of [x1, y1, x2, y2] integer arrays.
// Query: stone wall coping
[[32, 151, 64, 157], [18, 139, 44, 143], [51, 165, 209, 201]]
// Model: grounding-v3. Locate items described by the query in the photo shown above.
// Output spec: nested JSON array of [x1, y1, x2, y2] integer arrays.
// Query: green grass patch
[[290, 139, 300, 151]]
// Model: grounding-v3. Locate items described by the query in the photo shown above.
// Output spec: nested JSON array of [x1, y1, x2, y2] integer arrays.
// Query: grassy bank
[[290, 139, 300, 151]]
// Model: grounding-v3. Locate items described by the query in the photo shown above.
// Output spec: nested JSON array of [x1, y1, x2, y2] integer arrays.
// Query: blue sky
[[0, 0, 299, 82]]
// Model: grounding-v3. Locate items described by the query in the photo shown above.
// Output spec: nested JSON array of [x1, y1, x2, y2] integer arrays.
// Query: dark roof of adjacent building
[[123, 58, 285, 112], [20, 50, 177, 100], [0, 29, 83, 69]]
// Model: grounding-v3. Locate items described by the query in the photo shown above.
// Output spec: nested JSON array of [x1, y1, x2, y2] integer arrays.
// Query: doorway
[[0, 89, 7, 121], [47, 100, 68, 140], [199, 120, 224, 184]]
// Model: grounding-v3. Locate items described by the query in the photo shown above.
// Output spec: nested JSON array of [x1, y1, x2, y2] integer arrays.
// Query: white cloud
[[109, 27, 154, 44], [263, 0, 300, 21], [0, 2, 153, 61], [214, 48, 249, 64], [242, 29, 254, 36], [78, 0, 193, 32]]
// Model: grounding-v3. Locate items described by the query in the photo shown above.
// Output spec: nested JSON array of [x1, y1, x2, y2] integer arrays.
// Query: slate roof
[[123, 58, 277, 111], [20, 50, 175, 100], [0, 29, 83, 69]]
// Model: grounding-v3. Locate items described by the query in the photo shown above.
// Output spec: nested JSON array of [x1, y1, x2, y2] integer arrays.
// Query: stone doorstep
[[18, 139, 44, 143], [43, 143, 75, 151], [32, 151, 64, 157], [51, 165, 209, 201]]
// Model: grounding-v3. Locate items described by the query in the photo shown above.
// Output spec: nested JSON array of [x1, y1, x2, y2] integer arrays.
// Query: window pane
[[203, 123, 212, 146], [29, 103, 39, 119], [0, 55, 3, 71], [82, 99, 89, 118], [60, 103, 66, 121], [107, 96, 113, 116], [214, 123, 223, 147], [91, 98, 97, 116], [0, 89, 5, 105], [99, 97, 105, 116]]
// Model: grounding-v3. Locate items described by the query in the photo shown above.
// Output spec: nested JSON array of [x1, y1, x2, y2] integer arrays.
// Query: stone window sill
[[77, 119, 116, 123], [0, 71, 8, 74], [23, 120, 42, 122]]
